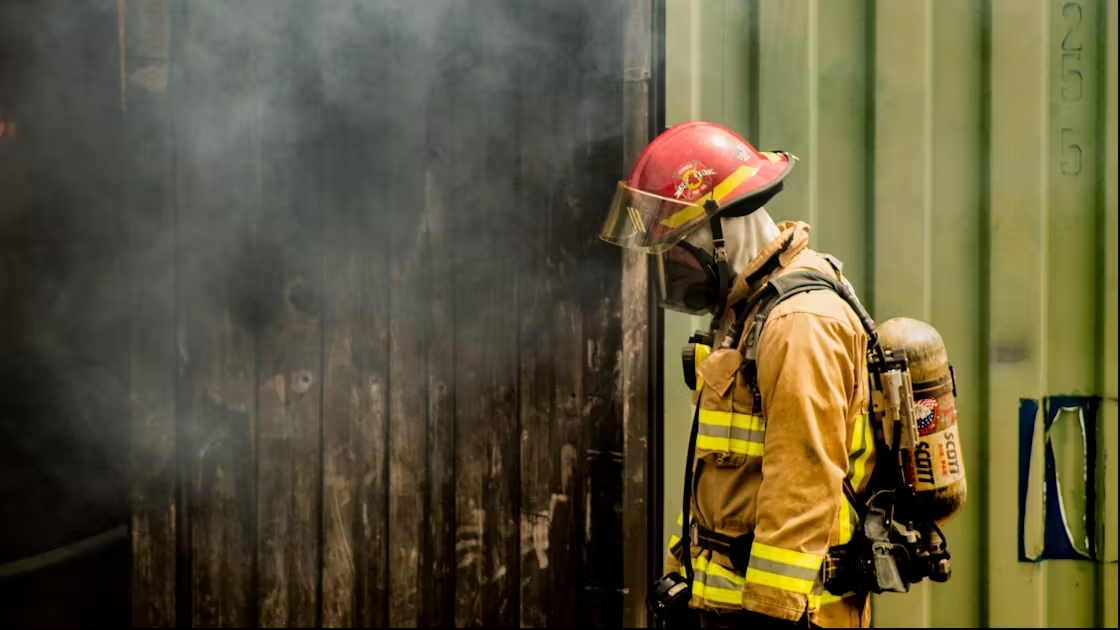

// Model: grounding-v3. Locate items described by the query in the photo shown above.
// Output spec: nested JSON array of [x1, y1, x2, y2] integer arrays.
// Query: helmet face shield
[[599, 121, 797, 256], [655, 223, 720, 315], [598, 181, 714, 254]]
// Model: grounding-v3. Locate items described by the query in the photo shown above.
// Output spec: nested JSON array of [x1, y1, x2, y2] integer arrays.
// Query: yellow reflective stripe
[[695, 344, 712, 365], [691, 581, 741, 606], [695, 555, 746, 585], [808, 591, 847, 609], [696, 434, 765, 456], [711, 164, 756, 203], [692, 555, 746, 606], [847, 413, 873, 490], [745, 543, 823, 595], [750, 542, 823, 571], [838, 498, 852, 546], [659, 165, 757, 229], [838, 413, 873, 546], [745, 567, 816, 596], [658, 203, 704, 230], [697, 409, 766, 455], [676, 512, 684, 527], [694, 344, 712, 391], [809, 578, 854, 610], [699, 409, 765, 432]]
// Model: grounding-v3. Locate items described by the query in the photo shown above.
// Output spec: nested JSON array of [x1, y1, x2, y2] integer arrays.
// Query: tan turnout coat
[[665, 221, 876, 628]]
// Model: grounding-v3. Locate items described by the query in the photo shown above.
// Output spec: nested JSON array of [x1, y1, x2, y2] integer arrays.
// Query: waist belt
[[690, 523, 754, 572], [690, 524, 861, 602]]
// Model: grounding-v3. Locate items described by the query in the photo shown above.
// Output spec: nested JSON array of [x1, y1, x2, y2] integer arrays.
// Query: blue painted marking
[[1017, 398, 1040, 563], [1017, 395, 1102, 562]]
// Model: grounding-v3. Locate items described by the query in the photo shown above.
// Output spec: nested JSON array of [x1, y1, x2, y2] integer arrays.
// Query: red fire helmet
[[599, 121, 795, 254]]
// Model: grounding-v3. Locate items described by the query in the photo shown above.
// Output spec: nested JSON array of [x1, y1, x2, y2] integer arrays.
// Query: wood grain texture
[[420, 6, 459, 626], [174, 3, 260, 625], [620, 1, 655, 626], [124, 0, 177, 626], [319, 2, 392, 626], [386, 4, 433, 626], [580, 2, 628, 621], [478, 3, 523, 625], [422, 167, 458, 629], [120, 3, 633, 628], [253, 3, 323, 626], [513, 4, 562, 625], [546, 5, 592, 619]]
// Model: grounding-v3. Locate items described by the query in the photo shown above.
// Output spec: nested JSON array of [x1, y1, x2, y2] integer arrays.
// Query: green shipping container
[[658, 0, 1118, 627]]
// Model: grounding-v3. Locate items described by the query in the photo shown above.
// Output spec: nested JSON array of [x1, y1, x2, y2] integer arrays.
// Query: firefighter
[[599, 121, 875, 628]]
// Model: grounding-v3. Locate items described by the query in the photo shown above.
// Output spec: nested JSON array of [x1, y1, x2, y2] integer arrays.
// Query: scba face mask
[[655, 221, 726, 316]]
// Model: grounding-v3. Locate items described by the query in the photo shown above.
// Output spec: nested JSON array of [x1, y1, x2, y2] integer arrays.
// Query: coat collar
[[725, 220, 812, 309]]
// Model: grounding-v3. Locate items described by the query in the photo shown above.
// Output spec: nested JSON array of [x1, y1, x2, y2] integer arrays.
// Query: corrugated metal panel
[[661, 0, 1118, 627]]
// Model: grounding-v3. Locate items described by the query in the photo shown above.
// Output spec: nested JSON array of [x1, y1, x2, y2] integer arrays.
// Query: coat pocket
[[695, 350, 765, 466]]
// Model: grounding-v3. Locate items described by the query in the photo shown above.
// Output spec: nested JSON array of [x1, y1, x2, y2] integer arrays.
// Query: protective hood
[[721, 208, 781, 279]]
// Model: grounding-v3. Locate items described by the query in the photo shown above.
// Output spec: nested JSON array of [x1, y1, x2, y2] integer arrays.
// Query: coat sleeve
[[742, 309, 858, 621]]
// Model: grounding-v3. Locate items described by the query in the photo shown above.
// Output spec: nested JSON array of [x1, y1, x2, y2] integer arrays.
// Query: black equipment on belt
[[691, 523, 754, 572]]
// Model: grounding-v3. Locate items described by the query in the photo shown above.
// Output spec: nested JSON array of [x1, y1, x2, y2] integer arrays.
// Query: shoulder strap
[[739, 265, 876, 517], [741, 269, 849, 373]]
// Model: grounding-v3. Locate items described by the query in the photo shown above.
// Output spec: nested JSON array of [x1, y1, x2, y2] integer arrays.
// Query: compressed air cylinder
[[877, 317, 968, 525]]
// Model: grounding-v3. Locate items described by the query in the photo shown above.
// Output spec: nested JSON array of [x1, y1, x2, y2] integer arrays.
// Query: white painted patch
[[560, 444, 577, 494]]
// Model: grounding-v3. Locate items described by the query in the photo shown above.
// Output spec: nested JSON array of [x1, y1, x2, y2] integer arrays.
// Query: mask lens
[[656, 237, 717, 315]]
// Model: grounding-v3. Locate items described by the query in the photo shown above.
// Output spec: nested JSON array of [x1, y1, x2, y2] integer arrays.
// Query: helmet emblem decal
[[672, 161, 717, 201], [735, 144, 751, 162]]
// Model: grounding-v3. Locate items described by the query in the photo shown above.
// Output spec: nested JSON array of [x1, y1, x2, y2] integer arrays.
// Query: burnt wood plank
[[421, 4, 459, 625], [441, 3, 491, 626], [386, 4, 434, 627], [479, 3, 522, 627], [422, 170, 457, 630], [252, 3, 323, 627], [124, 1, 177, 626], [546, 5, 594, 626], [620, 0, 655, 625], [578, 2, 628, 624], [513, 1, 559, 618], [174, 3, 260, 626], [319, 2, 391, 626]]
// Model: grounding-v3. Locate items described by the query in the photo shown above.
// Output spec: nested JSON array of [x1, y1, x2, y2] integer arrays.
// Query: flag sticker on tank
[[915, 398, 938, 436]]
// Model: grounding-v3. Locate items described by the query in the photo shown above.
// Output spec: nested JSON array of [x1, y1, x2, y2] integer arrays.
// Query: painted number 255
[[1060, 2, 1083, 102], [1059, 2, 1083, 177]]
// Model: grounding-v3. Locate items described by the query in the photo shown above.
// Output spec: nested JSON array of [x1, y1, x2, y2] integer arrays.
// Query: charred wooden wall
[[122, 1, 642, 627], [0, 2, 132, 626]]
